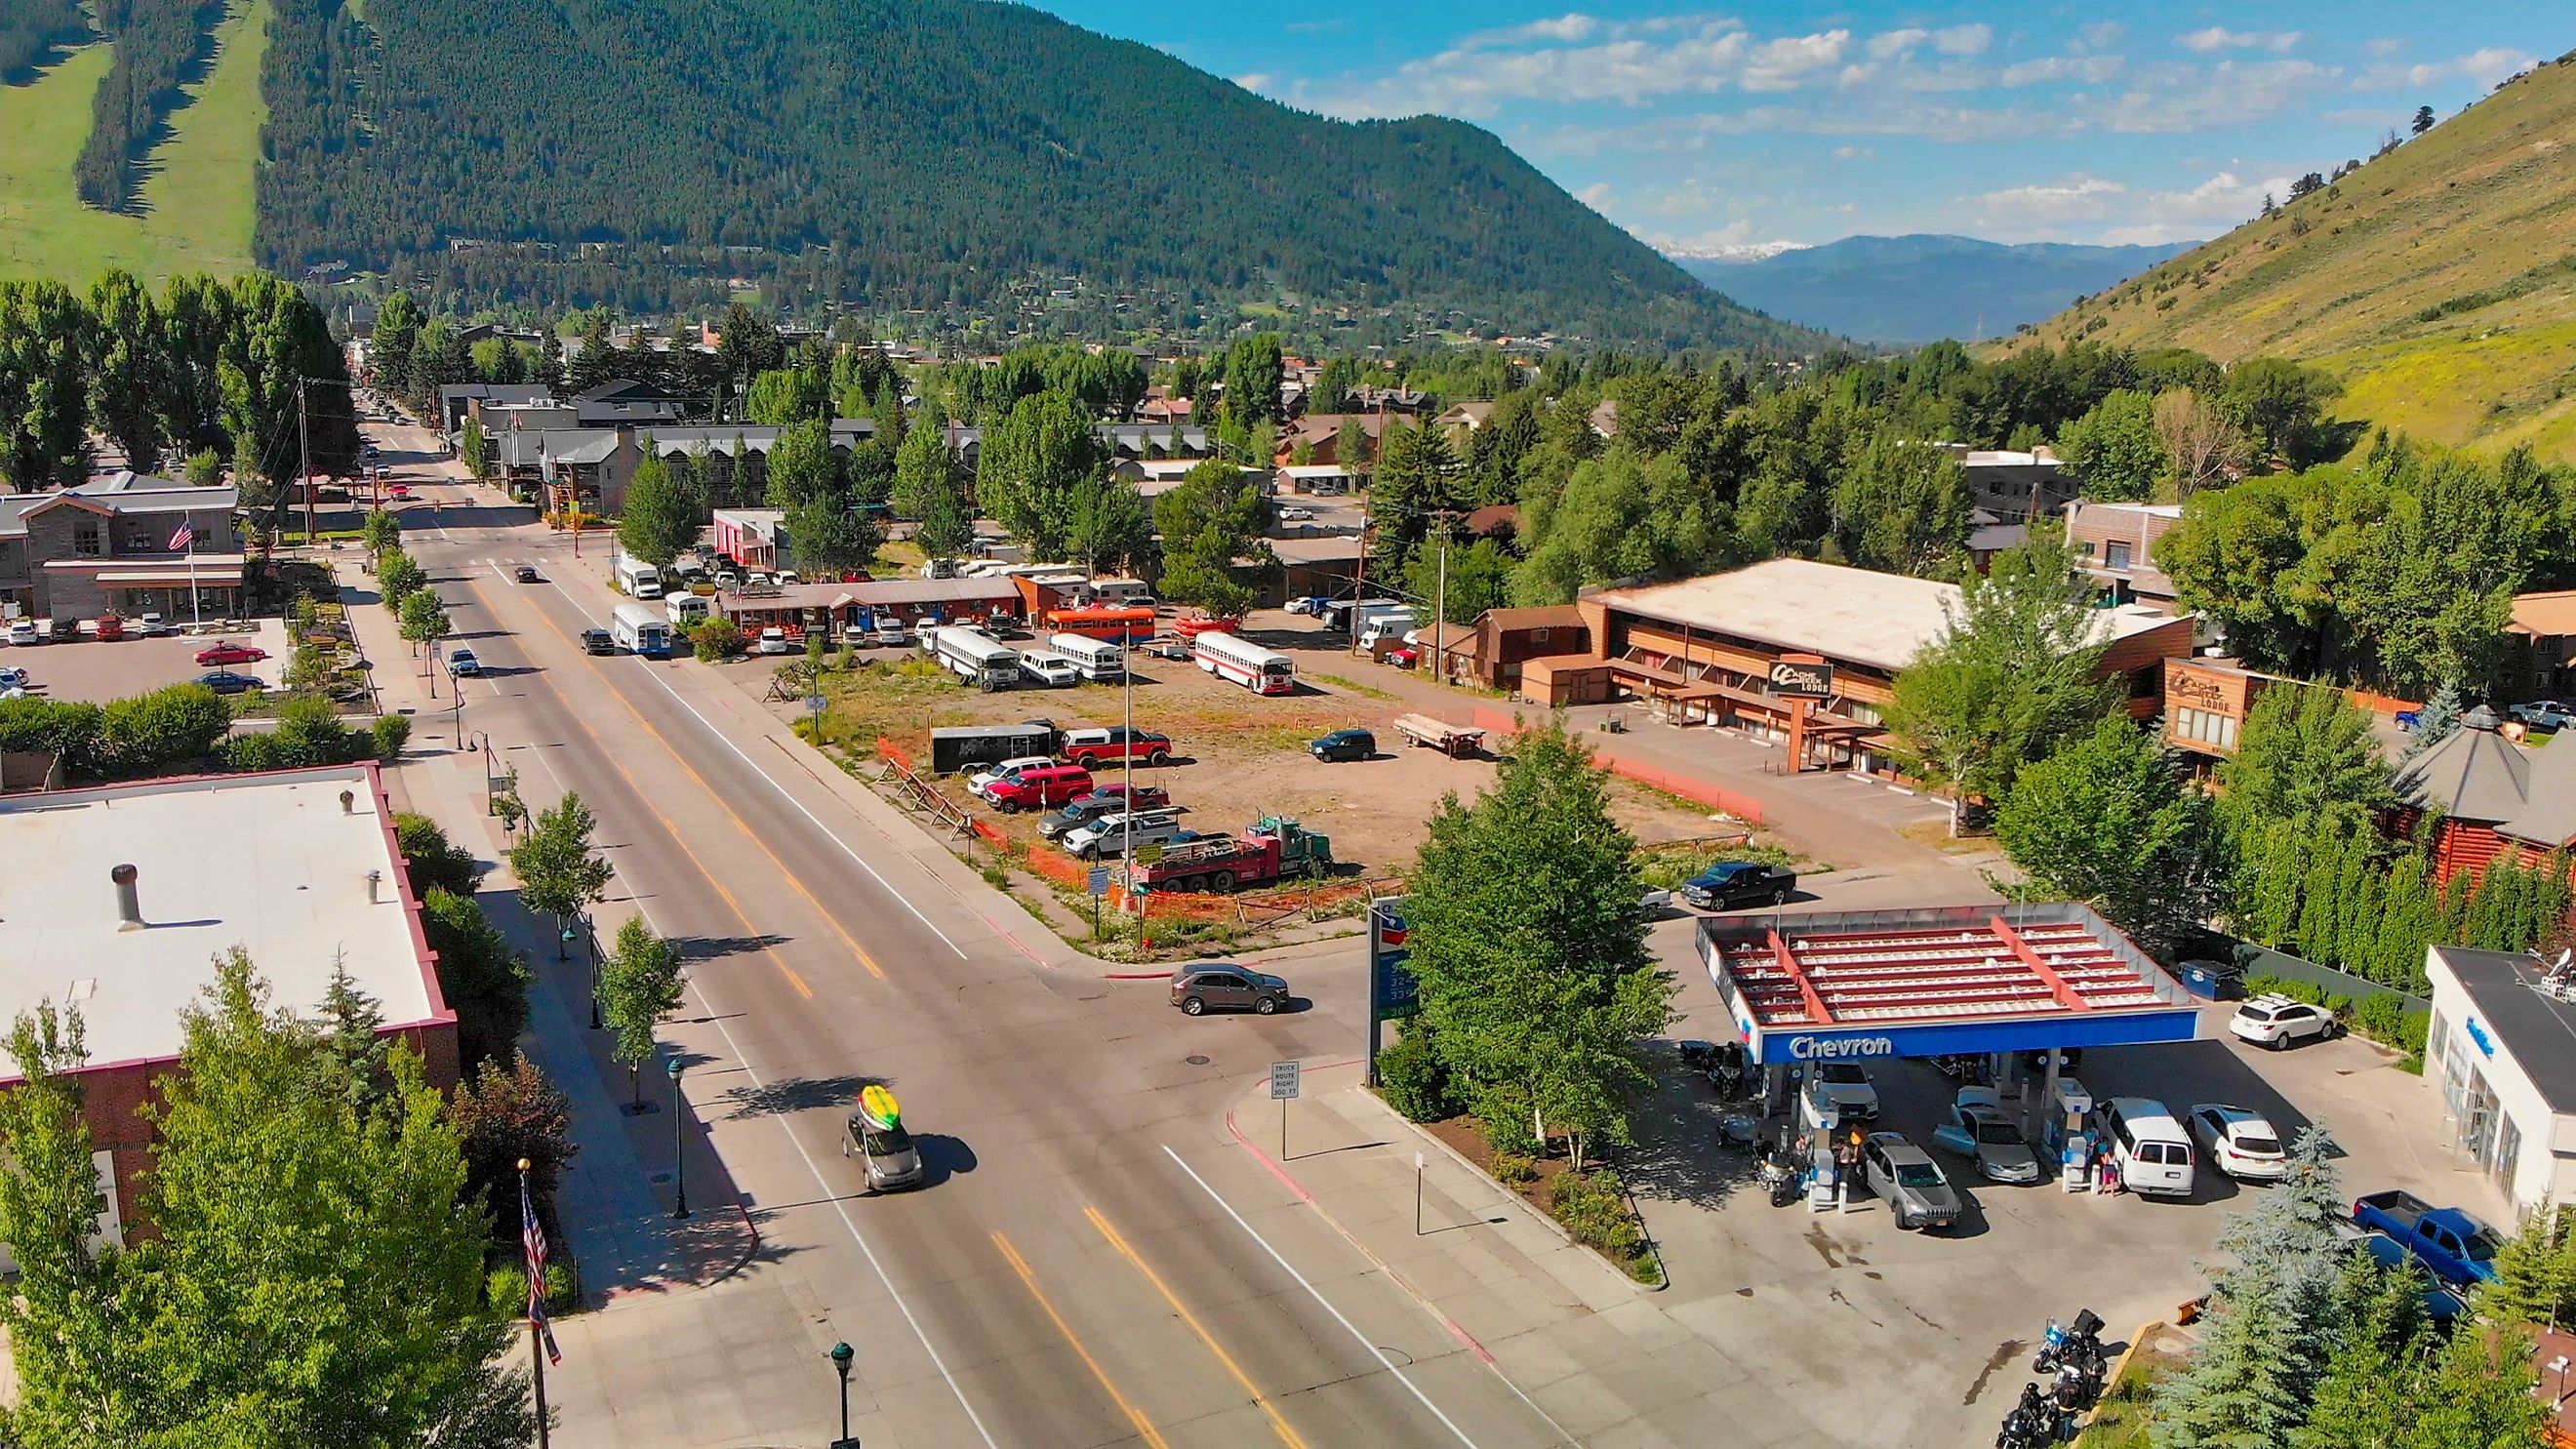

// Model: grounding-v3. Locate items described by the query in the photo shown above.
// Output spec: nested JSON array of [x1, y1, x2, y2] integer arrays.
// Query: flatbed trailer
[[1389, 713, 1486, 757]]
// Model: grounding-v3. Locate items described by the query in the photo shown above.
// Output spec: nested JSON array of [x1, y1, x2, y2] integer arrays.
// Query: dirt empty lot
[[748, 624, 1728, 881]]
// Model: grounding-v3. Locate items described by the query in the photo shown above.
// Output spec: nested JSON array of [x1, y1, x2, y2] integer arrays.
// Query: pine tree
[[2402, 680, 2463, 760], [314, 954, 388, 1108]]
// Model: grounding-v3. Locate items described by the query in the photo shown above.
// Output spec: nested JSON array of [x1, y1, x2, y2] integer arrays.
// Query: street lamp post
[[827, 1342, 855, 1445], [584, 911, 602, 1029], [666, 1056, 689, 1220]]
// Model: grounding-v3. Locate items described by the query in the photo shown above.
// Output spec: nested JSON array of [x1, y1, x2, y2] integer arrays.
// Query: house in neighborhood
[[2391, 704, 2576, 883], [1432, 605, 1588, 691], [2506, 590, 2576, 700], [711, 508, 789, 569], [2065, 500, 2184, 608]]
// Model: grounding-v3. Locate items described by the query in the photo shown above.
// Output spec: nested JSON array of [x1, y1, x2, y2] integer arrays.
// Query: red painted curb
[[1101, 970, 1169, 980]]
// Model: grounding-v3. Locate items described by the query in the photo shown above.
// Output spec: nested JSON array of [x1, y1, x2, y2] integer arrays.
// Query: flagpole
[[187, 527, 200, 629], [521, 1158, 551, 1449]]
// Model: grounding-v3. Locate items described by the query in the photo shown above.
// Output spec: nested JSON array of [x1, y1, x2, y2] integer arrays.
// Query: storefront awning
[[92, 568, 246, 586]]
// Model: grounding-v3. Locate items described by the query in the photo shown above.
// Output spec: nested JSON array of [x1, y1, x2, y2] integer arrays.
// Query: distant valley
[[1675, 234, 2196, 346]]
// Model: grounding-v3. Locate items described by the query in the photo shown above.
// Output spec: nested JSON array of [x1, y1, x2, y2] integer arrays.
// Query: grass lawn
[[0, 0, 268, 284]]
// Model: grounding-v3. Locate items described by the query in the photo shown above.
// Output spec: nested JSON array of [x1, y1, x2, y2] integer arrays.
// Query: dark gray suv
[[1169, 962, 1292, 1016]]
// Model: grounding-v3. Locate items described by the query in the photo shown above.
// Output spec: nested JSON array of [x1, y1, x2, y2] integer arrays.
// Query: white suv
[[966, 755, 1054, 799], [2228, 993, 2336, 1050], [2189, 1104, 2288, 1182]]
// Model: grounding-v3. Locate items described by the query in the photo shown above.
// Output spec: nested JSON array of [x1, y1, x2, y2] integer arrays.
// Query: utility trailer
[[1389, 713, 1486, 757]]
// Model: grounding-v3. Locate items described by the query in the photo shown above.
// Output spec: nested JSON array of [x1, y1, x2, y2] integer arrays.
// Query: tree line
[[0, 0, 84, 78], [0, 269, 360, 497], [75, 0, 228, 213]]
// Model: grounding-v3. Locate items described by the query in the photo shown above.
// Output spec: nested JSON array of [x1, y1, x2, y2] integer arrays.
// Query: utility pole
[[298, 378, 313, 546], [1432, 532, 1447, 686]]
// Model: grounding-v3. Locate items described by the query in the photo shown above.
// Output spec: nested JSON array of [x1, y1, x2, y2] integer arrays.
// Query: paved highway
[[370, 429, 1564, 1449]]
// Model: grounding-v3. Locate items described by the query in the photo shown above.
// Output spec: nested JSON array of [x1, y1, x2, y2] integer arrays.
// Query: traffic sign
[[1269, 1060, 1302, 1101], [1087, 866, 1110, 896], [805, 695, 827, 713]]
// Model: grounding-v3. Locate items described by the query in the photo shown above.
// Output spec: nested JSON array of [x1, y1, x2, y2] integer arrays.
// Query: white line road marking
[[1161, 1145, 1484, 1449], [481, 560, 970, 957], [489, 628, 1001, 1449]]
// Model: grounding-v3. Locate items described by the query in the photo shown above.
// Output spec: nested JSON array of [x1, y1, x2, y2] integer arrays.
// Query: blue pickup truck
[[2352, 1188, 2505, 1287]]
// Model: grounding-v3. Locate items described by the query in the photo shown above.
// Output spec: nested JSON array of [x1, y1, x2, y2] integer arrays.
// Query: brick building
[[0, 763, 456, 1246], [0, 472, 244, 624]]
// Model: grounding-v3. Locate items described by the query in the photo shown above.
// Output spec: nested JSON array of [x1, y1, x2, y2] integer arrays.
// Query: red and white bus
[[1043, 606, 1156, 644], [1193, 629, 1296, 695]]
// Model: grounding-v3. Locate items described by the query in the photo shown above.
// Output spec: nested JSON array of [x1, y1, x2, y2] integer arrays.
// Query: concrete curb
[[1339, 1086, 1658, 1298], [2071, 1318, 2168, 1442]]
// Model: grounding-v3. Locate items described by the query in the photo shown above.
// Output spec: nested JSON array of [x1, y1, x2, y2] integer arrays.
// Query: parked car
[[1169, 962, 1292, 1016], [1804, 1062, 1880, 1120], [2229, 993, 2336, 1049], [1062, 726, 1172, 767], [1065, 809, 1189, 860], [986, 764, 1096, 813], [1930, 1089, 2042, 1184], [967, 754, 1057, 798], [2509, 700, 2576, 730], [873, 621, 910, 648], [1309, 728, 1376, 762], [134, 612, 173, 636], [0, 666, 26, 690], [755, 627, 792, 655], [1284, 596, 1333, 616], [194, 641, 268, 666], [1386, 646, 1420, 668], [1020, 652, 1079, 687], [196, 669, 263, 694], [1037, 786, 1173, 840], [448, 647, 482, 677], [513, 565, 542, 584], [1680, 861, 1797, 910], [1277, 506, 1314, 522], [2189, 1104, 2287, 1182], [2353, 1189, 2504, 1287], [582, 628, 616, 656], [90, 615, 125, 641], [1136, 635, 1191, 662], [4, 621, 37, 647], [1860, 1133, 1961, 1230]]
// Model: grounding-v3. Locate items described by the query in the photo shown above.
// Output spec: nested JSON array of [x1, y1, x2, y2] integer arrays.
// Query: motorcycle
[[1717, 1113, 1763, 1154], [2033, 1307, 2104, 1374], [1995, 1384, 2051, 1449], [1758, 1147, 1800, 1206], [2053, 1355, 2102, 1415]]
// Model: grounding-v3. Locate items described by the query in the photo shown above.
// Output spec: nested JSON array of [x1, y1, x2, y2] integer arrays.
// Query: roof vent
[[340, 789, 355, 815], [111, 864, 142, 932]]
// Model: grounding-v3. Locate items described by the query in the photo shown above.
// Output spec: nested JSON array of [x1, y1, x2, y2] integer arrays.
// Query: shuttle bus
[[1043, 605, 1156, 644], [933, 627, 1024, 691], [615, 557, 664, 599], [1193, 629, 1296, 696], [612, 602, 674, 658], [1049, 632, 1127, 682]]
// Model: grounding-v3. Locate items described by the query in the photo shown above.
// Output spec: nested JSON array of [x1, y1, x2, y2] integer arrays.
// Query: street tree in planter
[[598, 917, 685, 1109], [1400, 722, 1674, 1168], [397, 588, 450, 662], [507, 792, 614, 958], [375, 548, 424, 611]]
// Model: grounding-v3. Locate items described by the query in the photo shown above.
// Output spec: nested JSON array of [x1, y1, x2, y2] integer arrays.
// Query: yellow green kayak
[[859, 1084, 902, 1131]]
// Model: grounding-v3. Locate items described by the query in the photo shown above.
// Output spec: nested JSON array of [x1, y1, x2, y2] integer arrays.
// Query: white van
[[1356, 612, 1419, 651], [1049, 632, 1126, 682], [2097, 1096, 2196, 1198], [616, 558, 664, 600]]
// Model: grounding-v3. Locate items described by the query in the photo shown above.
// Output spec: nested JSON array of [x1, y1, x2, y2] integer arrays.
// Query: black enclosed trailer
[[929, 720, 1060, 775]]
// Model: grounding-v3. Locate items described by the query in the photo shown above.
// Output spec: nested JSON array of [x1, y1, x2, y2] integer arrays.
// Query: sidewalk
[[1226, 1063, 1831, 1447], [338, 562, 756, 1306]]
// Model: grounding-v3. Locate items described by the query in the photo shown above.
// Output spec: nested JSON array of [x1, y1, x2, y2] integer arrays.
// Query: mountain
[[229, 0, 1826, 351], [1998, 51, 2576, 458], [1672, 235, 2194, 345]]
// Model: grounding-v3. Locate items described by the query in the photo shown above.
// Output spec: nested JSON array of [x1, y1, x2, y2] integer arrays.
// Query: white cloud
[[1932, 23, 1992, 58], [1968, 174, 2128, 226], [1999, 55, 2123, 87], [1234, 73, 1273, 94], [1460, 13, 1599, 51], [1865, 27, 1927, 61], [2080, 59, 2340, 134], [2355, 46, 2534, 92], [2074, 20, 2126, 54], [1575, 181, 1615, 208], [1831, 144, 1872, 160], [1295, 19, 1864, 118], [2179, 28, 2304, 55], [2364, 37, 2407, 59], [2098, 170, 2290, 244]]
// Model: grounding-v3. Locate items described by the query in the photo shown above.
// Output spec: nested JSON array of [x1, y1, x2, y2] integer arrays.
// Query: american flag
[[166, 523, 193, 551], [521, 1177, 563, 1364]]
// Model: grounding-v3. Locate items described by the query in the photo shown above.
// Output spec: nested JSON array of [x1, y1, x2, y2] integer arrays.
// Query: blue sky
[[1039, 2, 2565, 255]]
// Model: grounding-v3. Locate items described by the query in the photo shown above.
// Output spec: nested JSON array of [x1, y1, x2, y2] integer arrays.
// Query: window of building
[[2107, 541, 2133, 571], [2428, 1010, 2447, 1066], [1529, 628, 1550, 643], [2074, 540, 2096, 557], [72, 520, 101, 557], [2130, 665, 2159, 699]]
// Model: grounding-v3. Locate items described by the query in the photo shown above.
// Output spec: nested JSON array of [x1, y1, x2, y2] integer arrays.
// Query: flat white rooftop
[[1596, 558, 2185, 674], [0, 764, 442, 1073]]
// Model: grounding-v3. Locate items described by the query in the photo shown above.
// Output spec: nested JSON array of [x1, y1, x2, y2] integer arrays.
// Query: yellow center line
[[992, 1230, 1174, 1449], [1085, 1205, 1309, 1449], [451, 570, 841, 994]]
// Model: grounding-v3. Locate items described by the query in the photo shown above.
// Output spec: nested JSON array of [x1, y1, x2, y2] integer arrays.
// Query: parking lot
[[2, 619, 286, 704], [1614, 974, 2511, 1446]]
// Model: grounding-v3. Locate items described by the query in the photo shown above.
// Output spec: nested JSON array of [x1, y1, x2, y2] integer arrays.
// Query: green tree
[[763, 416, 838, 510], [0, 1004, 126, 1449], [393, 810, 485, 899], [2218, 685, 2395, 839], [1402, 724, 1675, 1166], [1996, 716, 2223, 956], [891, 411, 953, 519], [0, 278, 91, 488], [2291, 1249, 2434, 1449], [980, 391, 1100, 557], [181, 447, 222, 486], [1066, 476, 1152, 576], [507, 792, 615, 955], [1881, 536, 2119, 832], [85, 268, 165, 474], [459, 416, 487, 477], [1220, 332, 1285, 427], [375, 548, 425, 612], [1370, 419, 1462, 571], [2412, 104, 2435, 136], [1154, 459, 1271, 617], [2401, 679, 2463, 760], [1335, 417, 1369, 470], [421, 887, 530, 1070], [1405, 537, 1513, 628], [399, 588, 452, 658], [599, 917, 686, 1107], [370, 291, 423, 401], [97, 681, 230, 776], [1510, 450, 1724, 605], [1828, 432, 1969, 575], [158, 274, 237, 458], [314, 956, 390, 1107], [617, 453, 697, 567], [2227, 357, 2343, 468], [0, 956, 531, 1447], [219, 272, 360, 484], [784, 474, 882, 578], [2056, 387, 2167, 502], [360, 506, 401, 558], [745, 365, 826, 423]]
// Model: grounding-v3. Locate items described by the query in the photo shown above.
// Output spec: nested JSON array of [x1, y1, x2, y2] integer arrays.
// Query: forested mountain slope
[[1677, 235, 2193, 345], [1997, 52, 2576, 459], [251, 0, 1823, 350]]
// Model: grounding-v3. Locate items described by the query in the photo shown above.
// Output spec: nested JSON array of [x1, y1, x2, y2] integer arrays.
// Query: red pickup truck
[[984, 764, 1096, 813], [1063, 726, 1173, 767]]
